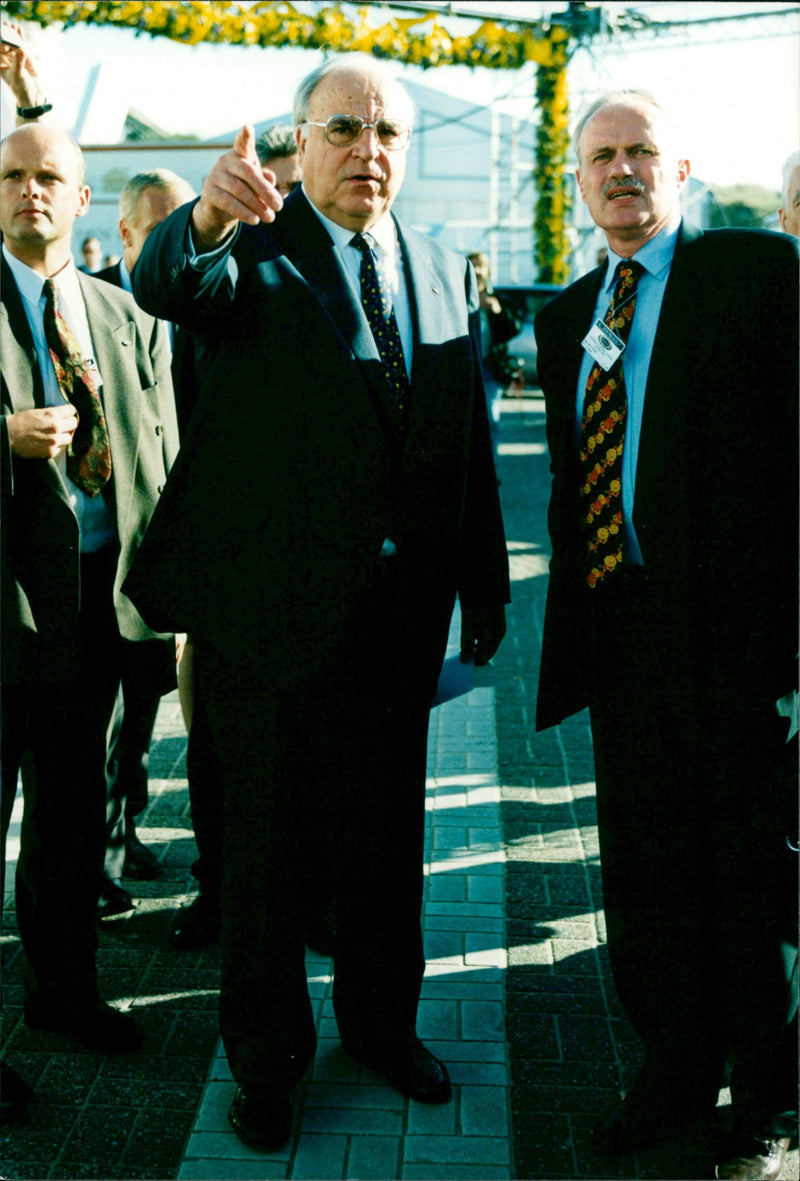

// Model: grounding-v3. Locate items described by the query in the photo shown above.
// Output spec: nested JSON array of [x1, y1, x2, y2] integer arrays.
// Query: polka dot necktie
[[579, 259, 643, 588], [42, 278, 112, 496], [351, 233, 409, 429]]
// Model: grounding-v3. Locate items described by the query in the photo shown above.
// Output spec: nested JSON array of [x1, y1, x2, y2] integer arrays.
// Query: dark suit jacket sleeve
[[131, 199, 239, 336]]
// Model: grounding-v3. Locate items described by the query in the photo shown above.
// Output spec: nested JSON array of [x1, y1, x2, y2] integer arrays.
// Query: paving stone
[[345, 1134, 402, 1179]]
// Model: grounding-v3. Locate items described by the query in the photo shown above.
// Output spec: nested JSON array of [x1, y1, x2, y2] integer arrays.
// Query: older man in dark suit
[[0, 123, 178, 1057], [534, 89, 798, 1180], [125, 52, 509, 1151]]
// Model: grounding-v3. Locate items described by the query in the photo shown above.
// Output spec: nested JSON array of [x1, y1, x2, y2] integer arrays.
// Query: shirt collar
[[119, 257, 133, 293], [303, 188, 398, 260], [604, 215, 681, 290], [2, 244, 83, 306]]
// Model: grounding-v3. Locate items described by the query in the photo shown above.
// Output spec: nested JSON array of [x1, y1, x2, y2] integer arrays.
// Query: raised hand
[[0, 21, 49, 118], [192, 124, 283, 249]]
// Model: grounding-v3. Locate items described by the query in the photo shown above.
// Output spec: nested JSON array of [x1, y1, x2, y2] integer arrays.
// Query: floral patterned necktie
[[579, 259, 643, 588], [351, 233, 409, 429], [42, 278, 112, 496]]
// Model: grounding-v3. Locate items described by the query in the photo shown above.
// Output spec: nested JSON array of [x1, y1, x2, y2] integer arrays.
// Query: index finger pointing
[[233, 124, 256, 163]]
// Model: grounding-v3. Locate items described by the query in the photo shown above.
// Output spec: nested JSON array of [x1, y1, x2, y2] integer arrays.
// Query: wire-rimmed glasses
[[303, 114, 412, 151]]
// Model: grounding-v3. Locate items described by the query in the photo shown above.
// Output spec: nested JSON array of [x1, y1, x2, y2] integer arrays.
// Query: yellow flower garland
[[5, 1, 574, 282]]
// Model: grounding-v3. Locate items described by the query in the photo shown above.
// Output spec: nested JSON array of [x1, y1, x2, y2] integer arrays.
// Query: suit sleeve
[[131, 199, 240, 336], [457, 259, 511, 608]]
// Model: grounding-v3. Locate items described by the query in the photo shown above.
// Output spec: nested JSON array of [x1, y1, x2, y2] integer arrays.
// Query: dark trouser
[[103, 677, 162, 879], [197, 563, 451, 1091], [587, 569, 798, 1136], [1, 547, 122, 1005], [185, 651, 224, 900]]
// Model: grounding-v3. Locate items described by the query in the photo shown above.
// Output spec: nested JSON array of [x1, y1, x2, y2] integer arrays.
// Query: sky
[[5, 1, 799, 191]]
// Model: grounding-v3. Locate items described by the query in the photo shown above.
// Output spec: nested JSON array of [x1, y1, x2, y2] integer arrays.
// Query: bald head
[[1, 122, 86, 186], [0, 122, 90, 273], [293, 53, 415, 130]]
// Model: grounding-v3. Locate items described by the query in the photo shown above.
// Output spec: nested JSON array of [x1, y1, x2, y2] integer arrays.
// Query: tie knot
[[351, 233, 370, 255], [615, 258, 644, 286]]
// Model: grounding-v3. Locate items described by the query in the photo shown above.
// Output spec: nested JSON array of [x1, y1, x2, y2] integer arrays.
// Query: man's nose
[[352, 126, 381, 156], [609, 152, 634, 174]]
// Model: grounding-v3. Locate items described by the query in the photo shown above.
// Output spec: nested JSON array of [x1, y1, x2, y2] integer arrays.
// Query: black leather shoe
[[228, 1085, 293, 1152], [97, 878, 135, 919], [0, 1061, 34, 1125], [24, 997, 143, 1053], [715, 1135, 791, 1180], [344, 1036, 451, 1104], [123, 835, 163, 880], [169, 893, 221, 949]]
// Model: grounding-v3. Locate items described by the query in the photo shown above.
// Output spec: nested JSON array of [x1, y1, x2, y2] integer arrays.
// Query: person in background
[[78, 234, 103, 273], [91, 169, 197, 920], [467, 250, 522, 465], [1, 124, 178, 1060], [125, 52, 508, 1154], [534, 89, 797, 1181], [255, 123, 302, 196], [778, 149, 800, 238]]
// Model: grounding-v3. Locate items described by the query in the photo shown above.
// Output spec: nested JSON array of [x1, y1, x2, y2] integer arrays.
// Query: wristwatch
[[16, 101, 52, 118]]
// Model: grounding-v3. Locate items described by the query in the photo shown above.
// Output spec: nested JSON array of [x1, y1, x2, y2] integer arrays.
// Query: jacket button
[[155, 424, 163, 436]]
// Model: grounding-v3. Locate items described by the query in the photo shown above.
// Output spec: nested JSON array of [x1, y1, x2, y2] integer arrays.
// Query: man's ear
[[75, 184, 90, 219]]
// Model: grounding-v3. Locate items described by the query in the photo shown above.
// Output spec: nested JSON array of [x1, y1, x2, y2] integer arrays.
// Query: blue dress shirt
[[575, 218, 680, 564]]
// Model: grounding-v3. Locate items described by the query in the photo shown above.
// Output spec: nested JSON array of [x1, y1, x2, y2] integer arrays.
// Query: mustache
[[602, 177, 647, 198]]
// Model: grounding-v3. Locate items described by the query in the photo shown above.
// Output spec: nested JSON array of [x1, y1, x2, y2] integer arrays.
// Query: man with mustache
[[124, 52, 509, 1152], [534, 90, 798, 1179]]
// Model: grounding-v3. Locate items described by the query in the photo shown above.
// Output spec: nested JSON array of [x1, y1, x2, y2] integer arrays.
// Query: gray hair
[[781, 150, 800, 206], [255, 124, 297, 166], [119, 168, 195, 223], [292, 52, 415, 128], [572, 89, 668, 162]]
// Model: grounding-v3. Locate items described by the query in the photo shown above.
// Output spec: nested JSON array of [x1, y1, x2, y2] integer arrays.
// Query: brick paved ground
[[1, 397, 797, 1181]]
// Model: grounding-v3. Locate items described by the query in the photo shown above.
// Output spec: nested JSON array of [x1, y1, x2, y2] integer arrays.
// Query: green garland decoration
[[4, 1, 576, 284], [534, 39, 572, 285]]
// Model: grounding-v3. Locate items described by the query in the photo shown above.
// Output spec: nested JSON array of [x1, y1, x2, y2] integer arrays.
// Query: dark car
[[493, 283, 562, 386]]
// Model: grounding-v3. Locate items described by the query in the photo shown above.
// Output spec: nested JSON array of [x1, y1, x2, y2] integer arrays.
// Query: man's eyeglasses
[[303, 114, 412, 151]]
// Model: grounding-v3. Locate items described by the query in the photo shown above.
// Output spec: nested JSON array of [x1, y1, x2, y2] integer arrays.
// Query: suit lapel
[[78, 272, 142, 535], [270, 195, 414, 442], [540, 270, 603, 467], [398, 223, 443, 358], [1, 254, 42, 413], [635, 224, 710, 502]]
